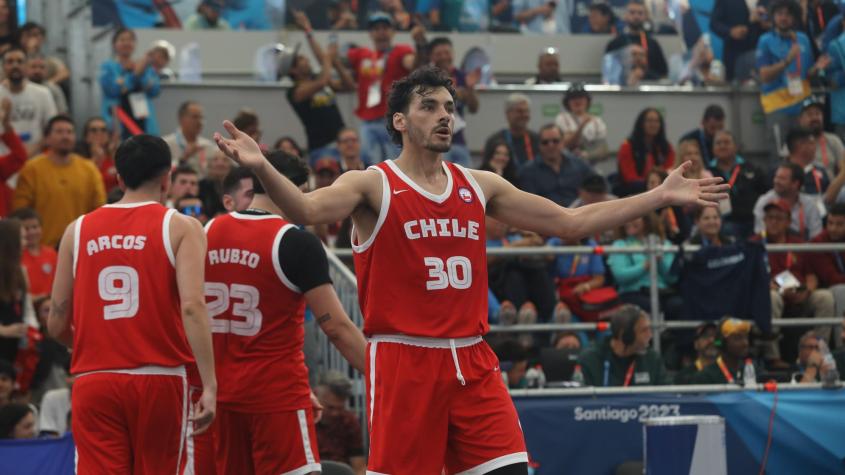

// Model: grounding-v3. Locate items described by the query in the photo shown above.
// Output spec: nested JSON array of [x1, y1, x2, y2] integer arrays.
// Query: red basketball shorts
[[215, 407, 321, 475], [72, 366, 189, 475], [366, 335, 527, 475]]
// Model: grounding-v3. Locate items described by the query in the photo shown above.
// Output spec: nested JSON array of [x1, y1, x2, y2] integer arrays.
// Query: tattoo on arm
[[317, 313, 332, 324]]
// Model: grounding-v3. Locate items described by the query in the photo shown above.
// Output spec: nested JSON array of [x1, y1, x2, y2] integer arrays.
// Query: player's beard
[[408, 121, 452, 153]]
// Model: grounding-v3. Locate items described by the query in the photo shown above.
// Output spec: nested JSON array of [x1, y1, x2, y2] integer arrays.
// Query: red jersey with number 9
[[71, 202, 193, 375], [204, 213, 310, 413], [352, 160, 489, 338]]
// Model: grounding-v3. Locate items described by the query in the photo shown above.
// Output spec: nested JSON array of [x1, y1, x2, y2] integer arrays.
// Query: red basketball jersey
[[71, 202, 193, 374], [352, 160, 488, 338], [204, 213, 310, 413]]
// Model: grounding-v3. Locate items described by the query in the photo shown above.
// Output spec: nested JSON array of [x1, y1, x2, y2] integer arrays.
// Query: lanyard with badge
[[787, 40, 805, 97], [602, 359, 637, 387], [365, 50, 390, 109], [716, 356, 736, 384], [719, 165, 741, 216]]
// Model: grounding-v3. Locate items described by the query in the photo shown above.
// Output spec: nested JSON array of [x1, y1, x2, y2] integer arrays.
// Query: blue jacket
[[607, 236, 676, 294], [99, 59, 161, 136]]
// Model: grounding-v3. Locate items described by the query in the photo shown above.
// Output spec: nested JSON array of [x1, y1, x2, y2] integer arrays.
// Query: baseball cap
[[801, 96, 825, 113], [763, 198, 792, 216], [719, 318, 751, 338], [314, 157, 340, 175], [367, 12, 394, 28]]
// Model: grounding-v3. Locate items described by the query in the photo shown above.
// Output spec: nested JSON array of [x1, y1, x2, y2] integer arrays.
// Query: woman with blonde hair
[[675, 138, 713, 180]]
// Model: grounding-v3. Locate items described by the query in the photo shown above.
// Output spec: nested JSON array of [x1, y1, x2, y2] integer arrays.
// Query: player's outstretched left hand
[[310, 391, 324, 424], [191, 388, 217, 435], [660, 161, 730, 208]]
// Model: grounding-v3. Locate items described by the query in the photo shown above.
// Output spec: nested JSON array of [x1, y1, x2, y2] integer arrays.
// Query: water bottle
[[819, 340, 840, 388], [535, 365, 546, 389], [743, 358, 757, 387], [572, 364, 585, 386], [525, 366, 545, 389]]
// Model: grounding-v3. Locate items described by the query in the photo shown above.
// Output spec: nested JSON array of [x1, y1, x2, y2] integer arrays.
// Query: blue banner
[[513, 389, 845, 475]]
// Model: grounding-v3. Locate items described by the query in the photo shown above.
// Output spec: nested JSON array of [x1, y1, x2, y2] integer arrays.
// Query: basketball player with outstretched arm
[[215, 66, 728, 475], [48, 135, 216, 474]]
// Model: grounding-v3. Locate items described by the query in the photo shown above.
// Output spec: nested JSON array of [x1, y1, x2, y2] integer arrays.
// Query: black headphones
[[611, 305, 643, 347]]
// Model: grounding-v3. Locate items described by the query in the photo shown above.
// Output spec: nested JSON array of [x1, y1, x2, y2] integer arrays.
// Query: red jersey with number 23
[[204, 213, 310, 413], [353, 160, 488, 338], [71, 202, 193, 375]]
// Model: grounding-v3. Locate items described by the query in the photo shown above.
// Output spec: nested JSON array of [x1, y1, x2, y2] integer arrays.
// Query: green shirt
[[578, 338, 670, 387]]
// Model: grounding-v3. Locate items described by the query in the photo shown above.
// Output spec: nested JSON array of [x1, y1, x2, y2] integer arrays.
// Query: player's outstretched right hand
[[191, 388, 217, 435], [214, 120, 265, 171]]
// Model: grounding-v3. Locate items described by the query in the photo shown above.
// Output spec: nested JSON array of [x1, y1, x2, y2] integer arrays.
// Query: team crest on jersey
[[458, 187, 474, 203]]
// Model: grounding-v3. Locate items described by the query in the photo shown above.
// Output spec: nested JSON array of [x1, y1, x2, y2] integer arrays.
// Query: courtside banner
[[514, 389, 845, 475]]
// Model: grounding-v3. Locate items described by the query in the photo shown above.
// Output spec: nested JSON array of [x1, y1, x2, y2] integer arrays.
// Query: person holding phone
[[513, 0, 572, 34]]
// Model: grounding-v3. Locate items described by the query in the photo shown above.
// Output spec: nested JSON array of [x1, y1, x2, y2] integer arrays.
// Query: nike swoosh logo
[[393, 189, 409, 195]]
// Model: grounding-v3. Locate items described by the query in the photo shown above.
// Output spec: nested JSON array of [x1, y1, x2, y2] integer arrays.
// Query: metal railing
[[509, 382, 830, 397]]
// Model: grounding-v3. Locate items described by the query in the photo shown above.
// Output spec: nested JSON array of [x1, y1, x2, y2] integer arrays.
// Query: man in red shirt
[[810, 203, 845, 335], [48, 135, 216, 474], [347, 12, 416, 164], [215, 66, 728, 475], [9, 208, 56, 299]]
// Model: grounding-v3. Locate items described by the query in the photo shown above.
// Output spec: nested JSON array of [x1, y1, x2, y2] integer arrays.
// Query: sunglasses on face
[[180, 205, 203, 217]]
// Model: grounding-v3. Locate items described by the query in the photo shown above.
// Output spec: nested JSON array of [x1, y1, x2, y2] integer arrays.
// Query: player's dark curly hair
[[385, 66, 456, 146]]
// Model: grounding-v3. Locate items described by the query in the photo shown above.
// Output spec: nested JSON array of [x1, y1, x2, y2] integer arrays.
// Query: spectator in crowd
[[579, 305, 669, 386], [791, 331, 834, 382], [99, 28, 161, 137], [337, 128, 367, 172], [798, 0, 838, 50], [693, 317, 754, 384], [519, 124, 593, 207], [233, 109, 263, 146], [825, 22, 845, 139], [525, 48, 563, 85], [0, 403, 35, 439], [675, 139, 713, 183], [13, 116, 106, 247], [314, 157, 342, 190], [707, 130, 768, 241], [583, 3, 618, 34], [163, 101, 218, 177], [168, 165, 200, 208], [647, 169, 690, 243], [569, 175, 618, 244], [711, 0, 771, 82], [174, 194, 208, 225], [221, 166, 255, 212], [808, 203, 845, 317], [490, 0, 517, 31], [274, 136, 304, 158], [314, 372, 366, 475], [76, 117, 119, 194], [0, 359, 13, 408], [493, 339, 530, 389], [347, 13, 416, 163], [0, 219, 34, 364], [797, 97, 845, 177], [18, 22, 69, 86], [513, 0, 572, 34], [0, 97, 26, 217], [756, 0, 828, 160], [687, 205, 735, 247], [605, 0, 669, 79], [290, 12, 356, 164], [147, 42, 175, 81], [328, 0, 358, 30], [675, 322, 719, 384], [1, 46, 57, 156], [680, 105, 726, 164], [418, 36, 479, 165], [607, 213, 681, 318], [616, 107, 675, 196], [9, 208, 55, 299], [553, 331, 582, 350], [28, 297, 70, 400], [547, 233, 607, 324], [784, 127, 836, 204], [484, 93, 540, 169], [481, 140, 520, 186], [754, 162, 823, 239], [38, 379, 71, 436], [184, 0, 231, 30], [622, 44, 662, 86], [0, 0, 14, 56], [198, 151, 231, 218], [835, 320, 845, 371], [26, 54, 67, 115], [555, 84, 608, 162], [755, 200, 834, 357]]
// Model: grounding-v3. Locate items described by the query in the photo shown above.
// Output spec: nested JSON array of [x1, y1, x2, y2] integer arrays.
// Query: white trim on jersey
[[163, 209, 177, 267], [229, 212, 284, 221], [351, 167, 390, 254], [203, 217, 216, 234], [384, 159, 453, 204], [72, 216, 83, 278], [181, 386, 197, 475], [75, 364, 187, 378], [454, 452, 529, 475], [282, 463, 323, 475], [272, 224, 302, 293], [176, 375, 189, 475], [368, 342, 378, 428], [454, 164, 488, 211], [368, 334, 482, 349], [103, 201, 158, 209], [365, 472, 390, 475], [296, 409, 317, 467]]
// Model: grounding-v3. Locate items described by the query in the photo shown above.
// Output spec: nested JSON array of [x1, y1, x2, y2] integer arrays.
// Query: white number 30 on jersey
[[204, 282, 263, 336], [424, 256, 472, 290]]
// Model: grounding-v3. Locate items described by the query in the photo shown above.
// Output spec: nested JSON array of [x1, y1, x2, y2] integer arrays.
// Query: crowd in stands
[[4, 2, 845, 468]]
